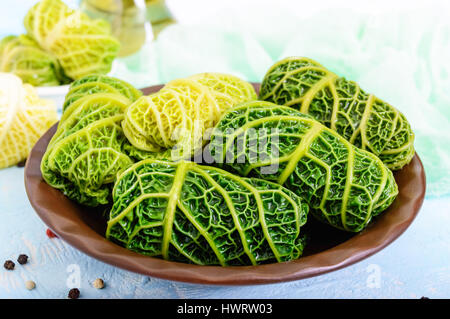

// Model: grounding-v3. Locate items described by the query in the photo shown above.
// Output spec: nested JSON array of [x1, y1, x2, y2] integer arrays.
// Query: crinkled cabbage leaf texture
[[62, 74, 143, 112], [0, 35, 67, 86], [259, 57, 415, 170], [209, 101, 398, 232], [0, 72, 57, 168], [188, 72, 257, 113], [124, 79, 217, 154], [24, 0, 120, 81], [106, 159, 308, 266], [42, 75, 168, 206], [41, 91, 136, 206], [123, 74, 257, 159]]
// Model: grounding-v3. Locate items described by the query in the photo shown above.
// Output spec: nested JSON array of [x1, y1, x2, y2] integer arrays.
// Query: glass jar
[[146, 0, 175, 37], [79, 0, 175, 57]]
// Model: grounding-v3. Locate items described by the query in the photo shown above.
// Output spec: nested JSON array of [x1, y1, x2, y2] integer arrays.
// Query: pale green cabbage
[[41, 75, 163, 206], [24, 0, 120, 81], [0, 35, 68, 86], [0, 72, 57, 169], [123, 74, 257, 159], [62, 74, 142, 112]]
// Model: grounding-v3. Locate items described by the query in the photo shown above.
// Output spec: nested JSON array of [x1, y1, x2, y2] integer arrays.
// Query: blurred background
[[1, 0, 449, 299]]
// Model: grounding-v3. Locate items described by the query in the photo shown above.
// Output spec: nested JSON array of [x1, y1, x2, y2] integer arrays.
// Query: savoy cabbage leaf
[[42, 76, 174, 206], [209, 101, 398, 232], [62, 74, 143, 113], [41, 80, 140, 206], [24, 0, 120, 81], [106, 159, 308, 265], [0, 73, 57, 168], [123, 75, 256, 158], [0, 35, 68, 86], [188, 72, 257, 113], [259, 57, 415, 170], [41, 114, 134, 206]]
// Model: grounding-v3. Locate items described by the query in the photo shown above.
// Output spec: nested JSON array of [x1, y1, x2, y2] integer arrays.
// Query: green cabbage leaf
[[24, 0, 120, 81], [62, 74, 142, 112], [259, 57, 415, 170], [0, 35, 68, 86], [41, 89, 137, 206], [41, 76, 168, 206], [41, 114, 133, 206], [123, 74, 257, 159], [106, 159, 308, 265], [188, 72, 257, 113], [209, 101, 398, 232]]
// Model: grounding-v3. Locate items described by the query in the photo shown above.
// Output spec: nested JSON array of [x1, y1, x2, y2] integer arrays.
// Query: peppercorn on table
[[1, 0, 450, 299]]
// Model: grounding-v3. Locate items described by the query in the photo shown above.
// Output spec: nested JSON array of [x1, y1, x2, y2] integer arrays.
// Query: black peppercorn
[[17, 254, 28, 265], [4, 260, 15, 270], [16, 159, 26, 167], [68, 288, 80, 299]]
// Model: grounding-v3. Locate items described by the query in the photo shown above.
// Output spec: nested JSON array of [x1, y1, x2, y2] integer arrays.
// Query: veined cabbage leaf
[[23, 0, 74, 47], [208, 101, 398, 232], [188, 72, 257, 113], [0, 35, 68, 86], [50, 93, 131, 148], [41, 114, 134, 206], [41, 88, 138, 206], [0, 73, 57, 168], [106, 159, 308, 265], [24, 0, 120, 81], [123, 78, 218, 156], [62, 74, 142, 112], [42, 76, 165, 206], [259, 57, 415, 170], [123, 75, 256, 159], [57, 91, 159, 161]]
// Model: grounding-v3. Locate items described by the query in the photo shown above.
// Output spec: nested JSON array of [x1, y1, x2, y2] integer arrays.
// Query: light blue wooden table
[[0, 165, 448, 299], [1, 0, 449, 299]]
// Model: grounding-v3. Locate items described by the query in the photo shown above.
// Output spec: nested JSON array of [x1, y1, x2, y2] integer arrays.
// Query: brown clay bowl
[[24, 84, 426, 285]]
